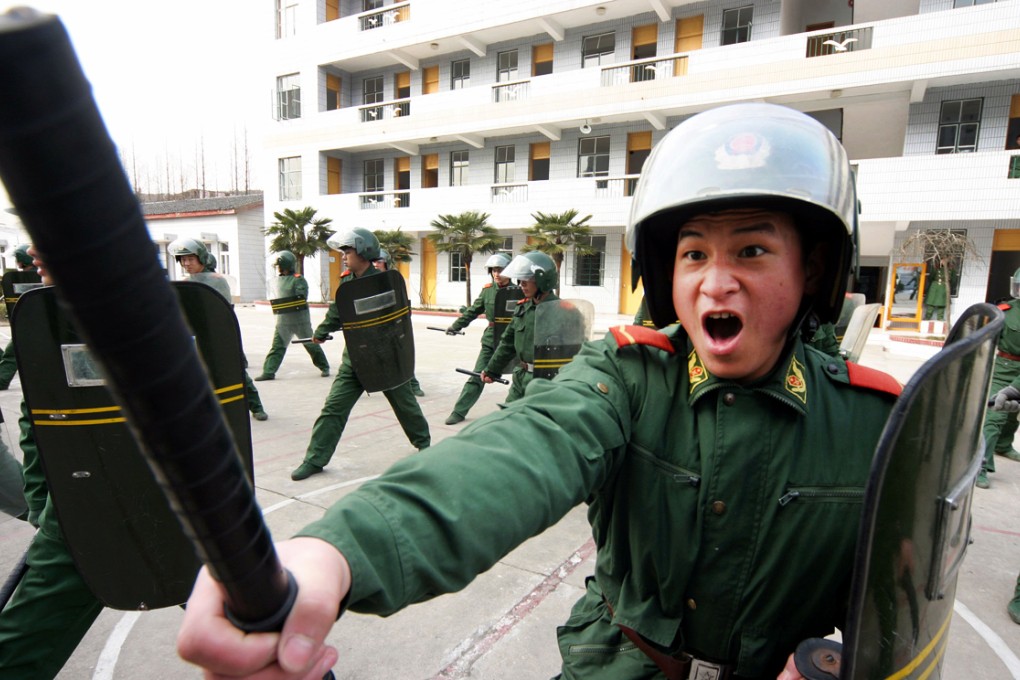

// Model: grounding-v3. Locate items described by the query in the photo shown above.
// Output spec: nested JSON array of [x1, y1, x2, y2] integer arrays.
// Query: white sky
[[2, 1, 268, 194]]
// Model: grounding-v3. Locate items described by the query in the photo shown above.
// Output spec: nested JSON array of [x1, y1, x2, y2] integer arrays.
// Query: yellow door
[[420, 237, 437, 306], [328, 249, 343, 301], [618, 237, 643, 316]]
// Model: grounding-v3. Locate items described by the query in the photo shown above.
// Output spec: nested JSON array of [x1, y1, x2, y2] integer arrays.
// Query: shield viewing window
[[60, 344, 107, 387], [354, 290, 397, 315]]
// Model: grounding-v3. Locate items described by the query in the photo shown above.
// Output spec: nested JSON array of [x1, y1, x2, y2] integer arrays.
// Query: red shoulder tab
[[341, 269, 351, 277], [846, 362, 901, 398], [517, 297, 530, 305], [999, 302, 1011, 311], [482, 282, 493, 289], [610, 325, 675, 354]]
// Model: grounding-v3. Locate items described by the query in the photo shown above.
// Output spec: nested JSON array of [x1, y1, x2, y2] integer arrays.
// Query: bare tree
[[897, 229, 982, 330]]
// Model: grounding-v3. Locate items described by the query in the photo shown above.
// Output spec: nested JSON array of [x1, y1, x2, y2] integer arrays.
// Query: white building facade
[[264, 0, 1020, 323]]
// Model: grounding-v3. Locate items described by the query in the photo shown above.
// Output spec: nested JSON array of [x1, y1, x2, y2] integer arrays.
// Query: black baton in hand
[[457, 368, 509, 384], [292, 335, 332, 344], [0, 10, 331, 674], [429, 326, 464, 335]]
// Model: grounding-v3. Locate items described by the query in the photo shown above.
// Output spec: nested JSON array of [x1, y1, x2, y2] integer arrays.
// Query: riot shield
[[834, 293, 865, 342], [534, 299, 594, 380], [1, 269, 42, 317], [797, 303, 1002, 680], [337, 269, 414, 392], [10, 281, 254, 610], [839, 303, 882, 364], [492, 285, 525, 348], [270, 292, 311, 344]]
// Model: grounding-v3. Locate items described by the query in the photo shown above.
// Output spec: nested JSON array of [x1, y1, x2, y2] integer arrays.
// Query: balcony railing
[[358, 2, 410, 31], [600, 56, 689, 87], [490, 183, 529, 203], [492, 80, 530, 103], [591, 175, 641, 198], [806, 26, 874, 58], [360, 191, 410, 209], [359, 98, 411, 122]]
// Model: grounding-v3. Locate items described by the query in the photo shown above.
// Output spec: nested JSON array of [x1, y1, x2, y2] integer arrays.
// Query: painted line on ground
[[955, 599, 1020, 678], [93, 475, 380, 680]]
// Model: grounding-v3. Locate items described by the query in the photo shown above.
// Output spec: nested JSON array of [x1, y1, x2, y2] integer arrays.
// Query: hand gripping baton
[[456, 367, 509, 384], [0, 8, 327, 667]]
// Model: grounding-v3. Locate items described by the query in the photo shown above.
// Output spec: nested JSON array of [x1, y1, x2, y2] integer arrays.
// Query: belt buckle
[[689, 658, 726, 680]]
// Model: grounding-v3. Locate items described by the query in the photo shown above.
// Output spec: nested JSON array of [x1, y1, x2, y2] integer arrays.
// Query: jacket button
[[722, 392, 736, 406], [827, 363, 839, 374], [711, 500, 727, 515], [596, 382, 609, 394], [687, 598, 697, 610]]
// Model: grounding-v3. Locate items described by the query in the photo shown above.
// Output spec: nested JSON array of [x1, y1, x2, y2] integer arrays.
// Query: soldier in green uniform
[[443, 252, 514, 424], [480, 250, 559, 403], [254, 250, 330, 381], [977, 268, 1020, 489], [923, 268, 948, 321], [0, 244, 40, 390], [1010, 574, 1020, 625], [371, 249, 424, 398], [290, 229, 430, 481], [168, 239, 268, 421], [179, 103, 901, 680]]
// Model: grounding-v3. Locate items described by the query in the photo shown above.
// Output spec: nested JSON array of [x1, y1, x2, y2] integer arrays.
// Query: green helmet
[[13, 244, 33, 268], [485, 252, 511, 273], [504, 251, 558, 294], [168, 238, 212, 270], [275, 250, 297, 273], [374, 247, 394, 270], [1011, 268, 1020, 299], [327, 228, 380, 261], [627, 103, 856, 330]]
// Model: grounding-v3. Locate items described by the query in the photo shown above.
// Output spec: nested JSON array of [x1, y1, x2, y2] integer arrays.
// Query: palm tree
[[521, 209, 597, 292], [263, 207, 335, 276], [427, 210, 503, 306], [374, 228, 416, 264]]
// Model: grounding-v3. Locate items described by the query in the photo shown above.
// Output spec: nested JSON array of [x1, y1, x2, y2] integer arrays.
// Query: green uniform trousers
[[981, 355, 1020, 472], [242, 354, 264, 414], [260, 326, 329, 377], [0, 504, 103, 679], [303, 361, 430, 467], [0, 340, 17, 388], [0, 437, 25, 519], [450, 343, 495, 418], [506, 364, 533, 403]]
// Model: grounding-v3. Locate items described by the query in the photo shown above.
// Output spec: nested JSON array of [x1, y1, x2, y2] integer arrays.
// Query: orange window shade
[[423, 66, 439, 94], [424, 154, 439, 170], [396, 72, 411, 89], [396, 157, 410, 172], [1010, 94, 1020, 118], [327, 74, 341, 93], [533, 43, 553, 63], [993, 230, 1020, 250], [676, 15, 704, 53], [627, 131, 652, 151], [325, 0, 339, 21], [632, 24, 657, 47], [327, 157, 342, 195], [530, 142, 550, 160]]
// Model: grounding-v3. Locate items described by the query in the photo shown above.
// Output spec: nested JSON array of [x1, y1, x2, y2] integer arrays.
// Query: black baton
[[292, 335, 332, 344], [456, 367, 509, 384], [428, 325, 464, 335], [0, 6, 315, 654]]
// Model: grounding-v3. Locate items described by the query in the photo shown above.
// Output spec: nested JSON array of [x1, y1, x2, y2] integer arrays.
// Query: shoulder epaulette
[[482, 282, 493, 289], [610, 325, 675, 354], [846, 362, 902, 398], [341, 269, 351, 277], [517, 297, 530, 305], [999, 302, 1011, 311]]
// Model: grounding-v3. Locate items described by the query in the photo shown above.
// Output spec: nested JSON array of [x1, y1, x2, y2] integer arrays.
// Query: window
[[276, 0, 297, 38], [218, 242, 230, 276], [363, 159, 384, 192], [279, 157, 301, 200], [497, 50, 518, 83], [533, 44, 553, 77], [498, 237, 514, 256], [327, 157, 342, 195], [363, 0, 383, 10], [1009, 156, 1020, 179], [577, 136, 611, 178], [494, 145, 515, 183], [451, 59, 470, 89], [276, 73, 301, 120], [450, 150, 469, 186], [326, 74, 341, 111], [325, 0, 339, 21], [450, 251, 467, 282], [574, 236, 606, 287], [937, 99, 982, 154], [721, 6, 753, 45], [530, 142, 550, 181], [363, 76, 384, 104], [582, 32, 615, 67], [954, 0, 998, 6]]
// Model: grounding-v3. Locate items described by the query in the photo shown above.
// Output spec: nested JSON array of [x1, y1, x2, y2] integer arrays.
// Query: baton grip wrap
[[0, 10, 291, 630]]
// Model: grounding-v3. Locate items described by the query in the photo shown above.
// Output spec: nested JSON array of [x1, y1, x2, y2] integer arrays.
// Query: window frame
[[582, 32, 616, 67], [451, 59, 471, 90], [278, 156, 302, 201], [936, 98, 983, 154], [450, 150, 469, 186], [494, 145, 516, 184], [497, 49, 519, 83], [573, 235, 606, 287], [363, 158, 384, 193], [449, 251, 468, 282], [577, 136, 611, 178], [276, 73, 301, 121], [721, 6, 754, 45]]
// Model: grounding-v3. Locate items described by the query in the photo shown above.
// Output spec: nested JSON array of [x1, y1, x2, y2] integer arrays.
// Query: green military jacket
[[272, 273, 313, 333], [485, 292, 560, 373], [189, 271, 232, 304], [314, 267, 380, 369], [299, 324, 898, 678], [449, 282, 513, 348]]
